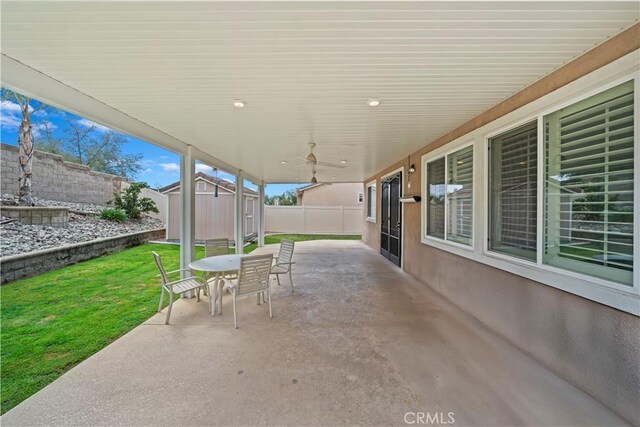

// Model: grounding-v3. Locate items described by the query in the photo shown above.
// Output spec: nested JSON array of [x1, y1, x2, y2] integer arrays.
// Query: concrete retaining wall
[[1, 143, 124, 205], [1, 206, 69, 227], [0, 228, 165, 284]]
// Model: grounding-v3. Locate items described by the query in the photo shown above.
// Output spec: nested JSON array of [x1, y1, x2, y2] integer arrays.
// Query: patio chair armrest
[[274, 261, 295, 266], [165, 268, 193, 276], [165, 276, 204, 289]]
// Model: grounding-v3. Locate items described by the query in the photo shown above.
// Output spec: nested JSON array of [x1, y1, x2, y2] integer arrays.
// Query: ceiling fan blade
[[316, 160, 346, 169]]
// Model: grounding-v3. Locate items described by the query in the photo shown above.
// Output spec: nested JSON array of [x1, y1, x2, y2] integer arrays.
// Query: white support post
[[258, 182, 266, 247], [180, 146, 196, 296], [235, 172, 245, 254]]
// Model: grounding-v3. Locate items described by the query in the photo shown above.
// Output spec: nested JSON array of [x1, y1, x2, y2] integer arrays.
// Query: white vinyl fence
[[265, 205, 363, 235]]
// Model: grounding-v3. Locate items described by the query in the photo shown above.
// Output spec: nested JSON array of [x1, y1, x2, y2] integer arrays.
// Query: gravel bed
[[2, 194, 103, 214], [0, 195, 164, 257]]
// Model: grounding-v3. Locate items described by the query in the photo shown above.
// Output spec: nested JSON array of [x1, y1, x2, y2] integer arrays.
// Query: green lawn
[[0, 234, 360, 413]]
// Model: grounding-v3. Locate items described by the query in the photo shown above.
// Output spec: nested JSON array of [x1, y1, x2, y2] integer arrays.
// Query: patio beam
[[180, 146, 196, 286], [234, 172, 245, 254], [0, 54, 262, 185], [258, 182, 265, 247]]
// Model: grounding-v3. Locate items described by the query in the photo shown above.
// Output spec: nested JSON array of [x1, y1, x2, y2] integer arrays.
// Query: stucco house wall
[[297, 183, 364, 207], [362, 26, 640, 424]]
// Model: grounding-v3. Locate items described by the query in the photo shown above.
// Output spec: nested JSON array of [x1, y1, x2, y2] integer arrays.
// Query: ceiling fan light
[[340, 159, 347, 164], [233, 100, 245, 108], [367, 99, 381, 107]]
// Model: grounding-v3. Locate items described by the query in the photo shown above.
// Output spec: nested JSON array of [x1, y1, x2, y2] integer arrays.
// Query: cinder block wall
[[1, 143, 123, 205]]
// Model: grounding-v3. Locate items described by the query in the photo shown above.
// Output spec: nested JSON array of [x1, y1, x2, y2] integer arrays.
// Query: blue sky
[[0, 92, 303, 196]]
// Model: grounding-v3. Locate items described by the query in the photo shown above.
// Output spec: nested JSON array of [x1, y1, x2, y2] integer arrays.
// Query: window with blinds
[[447, 146, 473, 245], [426, 157, 445, 239], [426, 145, 474, 245], [544, 80, 634, 286], [489, 121, 538, 260]]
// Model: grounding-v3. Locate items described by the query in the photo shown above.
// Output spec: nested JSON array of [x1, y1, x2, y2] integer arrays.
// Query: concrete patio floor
[[2, 240, 628, 426]]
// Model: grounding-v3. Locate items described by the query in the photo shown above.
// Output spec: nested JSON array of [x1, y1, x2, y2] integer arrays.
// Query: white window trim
[[366, 180, 376, 222], [421, 140, 475, 250], [418, 52, 639, 316]]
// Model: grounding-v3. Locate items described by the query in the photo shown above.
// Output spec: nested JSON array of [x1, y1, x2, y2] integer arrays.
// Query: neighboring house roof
[[295, 183, 325, 194], [159, 172, 258, 195]]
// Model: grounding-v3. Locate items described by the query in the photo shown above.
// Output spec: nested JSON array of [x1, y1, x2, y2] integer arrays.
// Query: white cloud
[[195, 163, 215, 174], [1, 101, 23, 131], [160, 162, 180, 172], [0, 113, 21, 129], [77, 118, 110, 132], [1, 101, 24, 115]]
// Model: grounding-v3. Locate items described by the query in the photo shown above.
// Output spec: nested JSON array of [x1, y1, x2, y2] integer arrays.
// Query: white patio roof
[[1, 1, 638, 183]]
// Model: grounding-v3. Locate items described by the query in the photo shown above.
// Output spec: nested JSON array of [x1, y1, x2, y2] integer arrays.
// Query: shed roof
[[159, 172, 258, 196]]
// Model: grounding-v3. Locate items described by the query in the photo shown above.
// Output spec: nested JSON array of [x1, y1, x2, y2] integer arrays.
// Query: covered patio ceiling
[[1, 1, 638, 183]]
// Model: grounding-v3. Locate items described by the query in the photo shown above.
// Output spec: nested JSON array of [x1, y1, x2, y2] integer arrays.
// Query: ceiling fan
[[296, 142, 346, 169], [294, 142, 346, 183]]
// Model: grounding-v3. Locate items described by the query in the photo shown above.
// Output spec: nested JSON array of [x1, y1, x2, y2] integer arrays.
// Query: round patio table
[[189, 254, 248, 316]]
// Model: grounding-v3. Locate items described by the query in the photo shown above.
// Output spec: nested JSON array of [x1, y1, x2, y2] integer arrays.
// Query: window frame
[[422, 140, 476, 252], [366, 181, 376, 222], [419, 67, 639, 316]]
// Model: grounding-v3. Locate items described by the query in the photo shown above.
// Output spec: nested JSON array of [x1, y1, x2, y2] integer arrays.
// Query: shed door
[[245, 198, 255, 235]]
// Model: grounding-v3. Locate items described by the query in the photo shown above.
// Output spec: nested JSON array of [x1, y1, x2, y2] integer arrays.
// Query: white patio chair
[[153, 251, 207, 325], [204, 238, 229, 257], [226, 254, 274, 328], [270, 239, 295, 293], [202, 237, 237, 291]]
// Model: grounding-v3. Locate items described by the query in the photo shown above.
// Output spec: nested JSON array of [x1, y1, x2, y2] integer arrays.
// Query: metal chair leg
[[208, 282, 214, 316], [165, 292, 174, 324], [289, 270, 294, 293], [268, 288, 273, 319], [233, 294, 238, 329], [158, 287, 165, 312], [276, 274, 281, 286]]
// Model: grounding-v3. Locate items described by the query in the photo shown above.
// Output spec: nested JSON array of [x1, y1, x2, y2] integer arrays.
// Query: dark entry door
[[380, 172, 402, 267]]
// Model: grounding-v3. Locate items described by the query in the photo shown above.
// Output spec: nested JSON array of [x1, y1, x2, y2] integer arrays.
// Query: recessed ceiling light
[[281, 160, 287, 165], [233, 100, 246, 108], [340, 159, 347, 164], [367, 99, 381, 107], [332, 176, 336, 180]]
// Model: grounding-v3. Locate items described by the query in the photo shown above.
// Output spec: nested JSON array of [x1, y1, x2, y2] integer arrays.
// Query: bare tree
[[59, 118, 143, 179], [1, 89, 47, 205]]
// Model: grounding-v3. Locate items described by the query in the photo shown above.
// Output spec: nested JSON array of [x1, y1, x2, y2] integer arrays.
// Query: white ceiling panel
[[1, 1, 638, 182]]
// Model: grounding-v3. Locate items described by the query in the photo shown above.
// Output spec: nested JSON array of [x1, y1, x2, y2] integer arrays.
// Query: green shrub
[[99, 208, 127, 223], [109, 182, 159, 220]]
